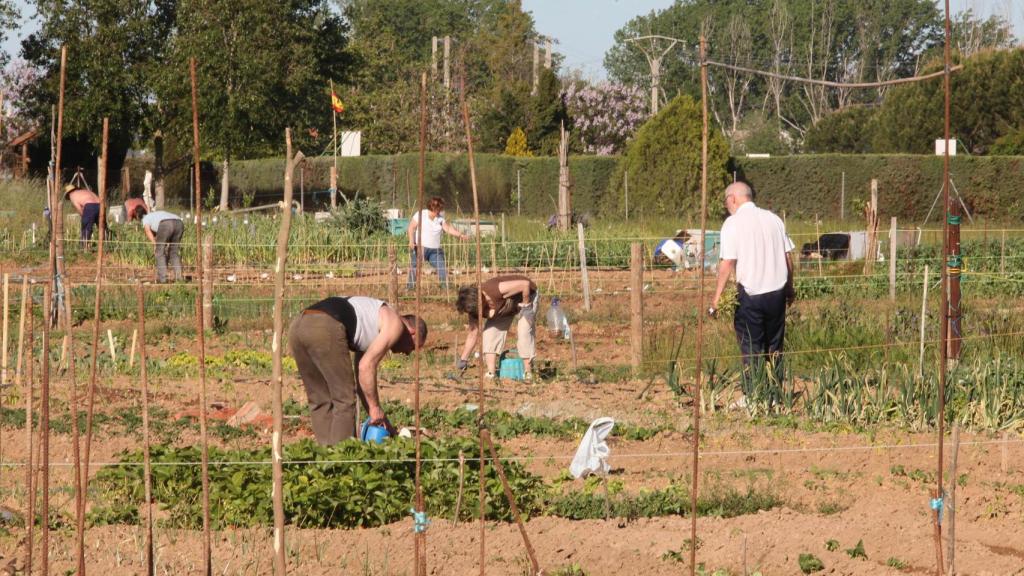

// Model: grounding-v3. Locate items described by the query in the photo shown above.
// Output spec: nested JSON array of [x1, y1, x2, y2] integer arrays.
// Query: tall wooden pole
[[889, 217, 898, 301], [40, 282, 52, 576], [82, 118, 108, 501], [190, 57, 213, 576], [459, 63, 488, 576], [630, 243, 643, 370], [272, 128, 302, 576], [935, 2, 953, 574], [413, 71, 428, 576], [21, 283, 34, 574], [65, 274, 84, 576], [691, 35, 711, 576], [137, 283, 155, 576]]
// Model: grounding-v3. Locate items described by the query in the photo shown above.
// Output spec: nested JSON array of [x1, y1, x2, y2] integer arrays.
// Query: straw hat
[[62, 183, 76, 198]]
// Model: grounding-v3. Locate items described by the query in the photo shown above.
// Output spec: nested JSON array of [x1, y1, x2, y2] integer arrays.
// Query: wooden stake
[[202, 237, 214, 330], [890, 217, 898, 301], [919, 265, 930, 379], [40, 282, 52, 576], [413, 71, 428, 576], [330, 165, 338, 211], [482, 429, 541, 575], [272, 127, 303, 576], [577, 223, 591, 311], [22, 285, 34, 575], [946, 425, 960, 576], [630, 243, 643, 370], [691, 35, 711, 576], [82, 117, 109, 511], [128, 329, 138, 368], [459, 61, 489, 576], [387, 243, 398, 304], [107, 328, 117, 363], [2, 272, 9, 386], [1002, 431, 1009, 475], [815, 216, 823, 277], [189, 57, 213, 576], [137, 283, 155, 576], [864, 180, 879, 275], [937, 4, 953, 573]]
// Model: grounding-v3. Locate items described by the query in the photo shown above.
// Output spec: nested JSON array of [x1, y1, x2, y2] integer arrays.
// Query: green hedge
[[734, 154, 1024, 221], [127, 152, 1024, 221]]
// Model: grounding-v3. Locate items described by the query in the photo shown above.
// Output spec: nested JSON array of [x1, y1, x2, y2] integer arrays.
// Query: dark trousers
[[154, 219, 184, 282], [289, 312, 363, 445], [734, 285, 787, 381], [80, 203, 101, 247]]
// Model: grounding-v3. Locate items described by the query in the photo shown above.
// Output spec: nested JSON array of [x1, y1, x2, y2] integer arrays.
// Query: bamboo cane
[[23, 288, 35, 574], [40, 282, 52, 576], [413, 71, 428, 576], [458, 62, 488, 576], [189, 57, 213, 576], [271, 128, 302, 575], [137, 283, 155, 576]]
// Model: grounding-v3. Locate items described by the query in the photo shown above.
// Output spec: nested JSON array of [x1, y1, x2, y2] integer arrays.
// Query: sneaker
[[484, 372, 496, 380]]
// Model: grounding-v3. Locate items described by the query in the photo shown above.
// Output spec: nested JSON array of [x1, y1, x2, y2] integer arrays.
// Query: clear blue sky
[[3, 0, 1022, 78]]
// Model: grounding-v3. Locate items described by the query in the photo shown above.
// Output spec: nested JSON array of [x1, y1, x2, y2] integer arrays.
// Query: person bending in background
[[139, 208, 184, 283], [407, 196, 467, 289], [456, 275, 538, 380], [289, 296, 427, 444], [64, 184, 103, 248], [124, 197, 148, 221], [711, 182, 795, 387]]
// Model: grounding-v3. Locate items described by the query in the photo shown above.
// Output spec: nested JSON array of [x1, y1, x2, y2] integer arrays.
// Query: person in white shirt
[[407, 196, 467, 289], [711, 182, 795, 381]]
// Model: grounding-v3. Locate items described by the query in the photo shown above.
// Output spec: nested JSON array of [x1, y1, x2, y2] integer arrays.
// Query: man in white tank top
[[289, 296, 428, 444]]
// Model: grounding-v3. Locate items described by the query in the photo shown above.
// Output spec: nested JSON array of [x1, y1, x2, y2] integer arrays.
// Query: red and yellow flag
[[331, 92, 345, 114]]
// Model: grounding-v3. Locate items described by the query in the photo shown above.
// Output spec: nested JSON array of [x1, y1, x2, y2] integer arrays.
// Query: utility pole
[[625, 35, 682, 116]]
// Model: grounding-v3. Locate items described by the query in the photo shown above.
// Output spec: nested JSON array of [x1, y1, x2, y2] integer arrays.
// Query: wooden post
[[1002, 431, 1010, 474], [577, 223, 591, 311], [630, 243, 643, 370], [330, 165, 338, 211], [919, 265, 929, 379], [557, 122, 572, 231], [40, 281, 52, 576], [106, 329, 117, 363], [136, 283, 155, 576], [154, 131, 164, 209], [387, 243, 398, 304], [443, 35, 451, 89], [23, 291, 35, 575], [272, 128, 303, 575], [128, 329, 138, 368], [863, 179, 879, 275], [815, 216, 823, 277], [890, 217, 898, 301], [946, 425, 960, 576], [82, 117, 109, 519], [219, 159, 229, 211], [202, 237, 214, 330], [413, 72, 428, 576], [1000, 230, 1006, 275], [189, 57, 213, 576]]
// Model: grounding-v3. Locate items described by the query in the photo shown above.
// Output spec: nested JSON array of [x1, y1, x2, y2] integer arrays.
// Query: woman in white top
[[407, 196, 467, 289]]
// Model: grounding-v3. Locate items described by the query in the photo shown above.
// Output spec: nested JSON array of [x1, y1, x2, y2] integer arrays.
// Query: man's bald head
[[724, 182, 753, 215], [725, 182, 753, 200]]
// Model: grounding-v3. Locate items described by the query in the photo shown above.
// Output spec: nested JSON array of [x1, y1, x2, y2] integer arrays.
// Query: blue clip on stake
[[410, 508, 430, 534], [930, 497, 944, 525]]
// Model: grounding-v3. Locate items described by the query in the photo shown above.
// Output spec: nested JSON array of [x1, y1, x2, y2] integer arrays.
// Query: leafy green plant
[[824, 539, 839, 552], [798, 553, 824, 574], [886, 557, 907, 569], [845, 539, 867, 560]]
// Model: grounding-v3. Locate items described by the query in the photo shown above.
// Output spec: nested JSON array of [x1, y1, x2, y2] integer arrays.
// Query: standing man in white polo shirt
[[407, 196, 468, 290], [711, 182, 795, 381]]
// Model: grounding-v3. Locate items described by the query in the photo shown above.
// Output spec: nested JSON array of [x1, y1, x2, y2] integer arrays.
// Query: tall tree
[[0, 1, 18, 67], [155, 0, 354, 161], [20, 0, 174, 169]]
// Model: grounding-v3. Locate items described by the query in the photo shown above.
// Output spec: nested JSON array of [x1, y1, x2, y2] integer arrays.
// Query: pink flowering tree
[[565, 81, 646, 155], [1, 60, 38, 141]]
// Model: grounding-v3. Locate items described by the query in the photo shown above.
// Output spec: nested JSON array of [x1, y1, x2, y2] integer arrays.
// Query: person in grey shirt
[[140, 209, 184, 283]]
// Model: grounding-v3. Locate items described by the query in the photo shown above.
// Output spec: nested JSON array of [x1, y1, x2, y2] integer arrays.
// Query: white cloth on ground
[[570, 417, 615, 479]]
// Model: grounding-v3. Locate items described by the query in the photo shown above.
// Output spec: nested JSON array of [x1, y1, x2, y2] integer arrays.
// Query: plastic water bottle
[[547, 297, 567, 336]]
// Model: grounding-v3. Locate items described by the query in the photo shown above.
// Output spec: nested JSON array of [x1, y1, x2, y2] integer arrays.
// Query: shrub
[[605, 94, 730, 218]]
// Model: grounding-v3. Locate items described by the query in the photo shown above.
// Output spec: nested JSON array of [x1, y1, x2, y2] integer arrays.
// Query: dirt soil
[[0, 264, 1022, 575]]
